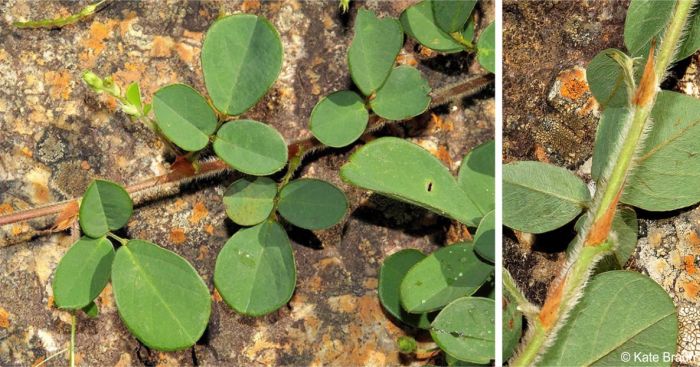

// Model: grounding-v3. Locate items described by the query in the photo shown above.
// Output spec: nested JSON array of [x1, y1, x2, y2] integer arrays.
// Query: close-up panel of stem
[[504, 0, 700, 365]]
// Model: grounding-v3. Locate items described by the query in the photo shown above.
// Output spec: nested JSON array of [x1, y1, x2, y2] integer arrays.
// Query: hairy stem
[[511, 1, 693, 365], [0, 74, 493, 233], [70, 312, 76, 367]]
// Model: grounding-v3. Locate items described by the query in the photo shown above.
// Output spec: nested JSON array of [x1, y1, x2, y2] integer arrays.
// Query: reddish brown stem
[[0, 74, 493, 230]]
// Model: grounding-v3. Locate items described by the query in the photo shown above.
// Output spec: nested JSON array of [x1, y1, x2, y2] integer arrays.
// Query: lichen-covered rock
[[0, 1, 493, 365]]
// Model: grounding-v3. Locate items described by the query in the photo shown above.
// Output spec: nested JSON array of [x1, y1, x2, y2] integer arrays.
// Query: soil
[[0, 1, 494, 366]]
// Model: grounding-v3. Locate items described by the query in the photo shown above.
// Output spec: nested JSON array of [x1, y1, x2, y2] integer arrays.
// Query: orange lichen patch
[[196, 245, 209, 261], [429, 113, 454, 132], [175, 42, 198, 64], [113, 62, 147, 88], [0, 203, 13, 215], [119, 11, 137, 37], [357, 294, 380, 324], [98, 284, 114, 310], [183, 30, 203, 43], [689, 231, 700, 248], [242, 0, 262, 12], [44, 70, 72, 100], [557, 67, 589, 101], [189, 202, 208, 225], [20, 146, 33, 157], [173, 199, 188, 211], [80, 20, 117, 67], [328, 294, 357, 313], [156, 352, 179, 367], [576, 96, 599, 117], [539, 277, 565, 329], [318, 257, 342, 270], [32, 182, 50, 204], [80, 160, 91, 170], [534, 144, 550, 163], [245, 333, 283, 364], [47, 296, 54, 309], [363, 277, 378, 289], [212, 289, 223, 302], [435, 145, 453, 166], [0, 307, 10, 328], [683, 281, 700, 299], [204, 224, 215, 235], [114, 353, 132, 367], [396, 52, 418, 67], [307, 275, 323, 293], [419, 46, 436, 58], [151, 36, 175, 58], [685, 255, 697, 275], [169, 228, 187, 244]]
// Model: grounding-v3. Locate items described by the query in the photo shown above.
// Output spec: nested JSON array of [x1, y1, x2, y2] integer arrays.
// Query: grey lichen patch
[[633, 207, 700, 363]]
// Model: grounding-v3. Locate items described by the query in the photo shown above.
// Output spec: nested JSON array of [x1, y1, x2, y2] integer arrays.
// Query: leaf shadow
[[284, 224, 323, 250], [350, 193, 451, 242]]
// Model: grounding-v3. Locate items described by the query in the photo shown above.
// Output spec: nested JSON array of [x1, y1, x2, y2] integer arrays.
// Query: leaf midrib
[[122, 245, 196, 343]]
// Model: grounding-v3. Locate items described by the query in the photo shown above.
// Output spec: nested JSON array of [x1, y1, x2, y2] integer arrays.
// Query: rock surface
[[0, 1, 494, 366], [504, 0, 700, 364]]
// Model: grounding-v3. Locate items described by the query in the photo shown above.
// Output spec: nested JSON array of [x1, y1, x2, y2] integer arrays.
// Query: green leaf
[[213, 120, 288, 176], [432, 0, 477, 33], [309, 90, 369, 148], [82, 301, 99, 318], [591, 106, 628, 181], [378, 249, 432, 329], [458, 140, 495, 215], [594, 207, 638, 273], [503, 161, 590, 234], [623, 91, 700, 210], [624, 0, 674, 56], [430, 297, 494, 364], [223, 177, 277, 226], [370, 66, 431, 121], [586, 49, 633, 109], [153, 84, 218, 152], [79, 179, 133, 238], [461, 14, 476, 44], [341, 137, 482, 226], [277, 178, 348, 230], [111, 240, 211, 351], [678, 7, 700, 60], [476, 22, 495, 73], [502, 293, 522, 361], [125, 82, 142, 110], [400, 243, 493, 313], [473, 210, 494, 263], [201, 14, 283, 115], [347, 9, 403, 96], [400, 1, 464, 53], [53, 236, 114, 309], [539, 271, 678, 366], [214, 221, 296, 316], [446, 353, 489, 367]]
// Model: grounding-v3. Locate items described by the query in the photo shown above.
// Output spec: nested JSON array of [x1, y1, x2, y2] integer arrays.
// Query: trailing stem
[[510, 1, 694, 365], [0, 74, 493, 236]]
